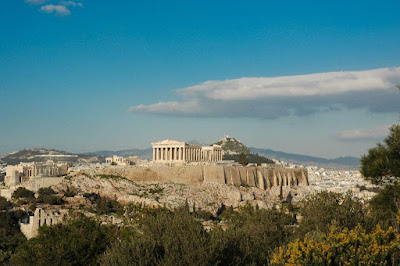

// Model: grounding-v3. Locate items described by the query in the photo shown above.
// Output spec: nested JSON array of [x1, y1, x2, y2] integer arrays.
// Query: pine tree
[[238, 152, 248, 166]]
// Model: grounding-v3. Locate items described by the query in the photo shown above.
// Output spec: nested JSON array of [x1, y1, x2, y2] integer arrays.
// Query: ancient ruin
[[152, 140, 223, 163]]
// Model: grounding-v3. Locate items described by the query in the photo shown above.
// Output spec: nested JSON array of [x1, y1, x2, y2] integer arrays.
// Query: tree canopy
[[360, 124, 400, 184]]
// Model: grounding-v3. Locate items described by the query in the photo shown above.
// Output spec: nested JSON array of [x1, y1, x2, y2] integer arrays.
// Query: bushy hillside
[[213, 136, 274, 164], [214, 135, 251, 155]]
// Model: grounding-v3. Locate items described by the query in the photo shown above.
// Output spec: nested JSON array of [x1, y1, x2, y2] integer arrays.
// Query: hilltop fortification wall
[[82, 165, 308, 190]]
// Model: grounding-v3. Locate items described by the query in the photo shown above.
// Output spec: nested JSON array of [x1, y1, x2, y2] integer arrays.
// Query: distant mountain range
[[85, 148, 153, 160], [213, 136, 360, 169], [0, 149, 104, 165], [250, 147, 360, 169]]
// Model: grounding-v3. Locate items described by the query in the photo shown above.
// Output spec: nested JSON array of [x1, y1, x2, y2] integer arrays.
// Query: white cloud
[[25, 0, 50, 5], [59, 1, 83, 7], [129, 67, 400, 119], [337, 125, 391, 140], [41, 4, 71, 15]]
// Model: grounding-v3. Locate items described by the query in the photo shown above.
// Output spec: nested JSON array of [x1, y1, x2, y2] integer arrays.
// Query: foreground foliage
[[297, 191, 366, 236], [10, 216, 115, 266], [1, 184, 400, 265], [0, 211, 26, 264], [271, 225, 400, 265], [369, 184, 400, 231]]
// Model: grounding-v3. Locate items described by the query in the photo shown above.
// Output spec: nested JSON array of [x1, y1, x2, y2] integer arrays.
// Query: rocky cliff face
[[79, 165, 308, 190], [54, 174, 302, 215]]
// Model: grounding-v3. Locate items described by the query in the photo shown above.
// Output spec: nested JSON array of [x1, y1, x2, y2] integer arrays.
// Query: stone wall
[[83, 165, 308, 190], [21, 177, 65, 192]]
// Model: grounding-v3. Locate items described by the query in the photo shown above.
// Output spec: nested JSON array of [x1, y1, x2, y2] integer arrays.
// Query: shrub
[[36, 188, 62, 205], [0, 196, 11, 211], [12, 188, 34, 200], [297, 191, 366, 237], [368, 184, 400, 230], [37, 187, 56, 196], [10, 216, 115, 266], [83, 193, 123, 215], [271, 225, 400, 265], [100, 207, 213, 266], [0, 210, 27, 264], [211, 205, 294, 265]]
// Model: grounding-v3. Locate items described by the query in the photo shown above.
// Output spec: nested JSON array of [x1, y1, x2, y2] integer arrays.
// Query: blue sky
[[1, 0, 399, 158]]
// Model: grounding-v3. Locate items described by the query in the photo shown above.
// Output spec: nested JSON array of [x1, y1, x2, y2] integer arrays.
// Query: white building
[[152, 140, 223, 163], [105, 155, 139, 166]]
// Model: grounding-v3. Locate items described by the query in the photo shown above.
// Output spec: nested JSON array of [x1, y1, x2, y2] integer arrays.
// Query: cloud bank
[[337, 125, 391, 141], [40, 4, 71, 15], [59, 1, 83, 7], [26, 0, 83, 16], [129, 67, 400, 119], [24, 0, 50, 5]]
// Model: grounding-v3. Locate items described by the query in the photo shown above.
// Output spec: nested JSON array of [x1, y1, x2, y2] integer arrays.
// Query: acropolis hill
[[82, 138, 309, 190]]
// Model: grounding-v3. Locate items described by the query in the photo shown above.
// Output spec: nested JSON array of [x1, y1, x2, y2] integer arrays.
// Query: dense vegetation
[[0, 208, 27, 264], [10, 216, 116, 266], [224, 152, 275, 165], [361, 124, 400, 184], [1, 186, 400, 265]]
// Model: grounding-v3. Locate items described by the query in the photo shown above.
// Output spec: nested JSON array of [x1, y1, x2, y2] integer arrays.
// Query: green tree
[[368, 184, 400, 231], [0, 196, 12, 211], [36, 187, 62, 205], [211, 205, 293, 265], [10, 216, 115, 266], [100, 207, 213, 266], [238, 152, 248, 166], [361, 125, 400, 184], [12, 188, 34, 200], [297, 191, 366, 237], [0, 210, 27, 264]]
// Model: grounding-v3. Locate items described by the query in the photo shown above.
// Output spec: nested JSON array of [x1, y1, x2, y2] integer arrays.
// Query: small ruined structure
[[19, 207, 68, 239], [152, 140, 223, 163], [105, 155, 139, 166]]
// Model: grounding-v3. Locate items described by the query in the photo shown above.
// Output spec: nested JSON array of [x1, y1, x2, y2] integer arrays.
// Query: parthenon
[[152, 140, 223, 163]]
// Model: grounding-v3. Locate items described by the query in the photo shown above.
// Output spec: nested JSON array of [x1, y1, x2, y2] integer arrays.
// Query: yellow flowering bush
[[271, 225, 400, 265]]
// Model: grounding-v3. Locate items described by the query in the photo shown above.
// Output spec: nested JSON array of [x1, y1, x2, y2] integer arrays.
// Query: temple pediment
[[152, 139, 186, 146]]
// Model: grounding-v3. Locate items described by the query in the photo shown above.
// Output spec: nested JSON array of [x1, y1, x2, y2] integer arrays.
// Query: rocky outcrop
[[54, 174, 299, 215], [80, 165, 309, 190], [213, 135, 251, 155]]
